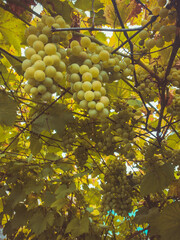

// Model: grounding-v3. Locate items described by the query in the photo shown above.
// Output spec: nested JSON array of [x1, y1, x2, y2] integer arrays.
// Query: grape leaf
[[30, 134, 42, 155], [0, 91, 17, 126], [149, 202, 180, 240], [140, 163, 174, 196], [0, 8, 26, 54], [75, 0, 103, 11], [29, 209, 48, 236], [65, 215, 89, 237], [11, 204, 28, 229], [32, 103, 74, 136]]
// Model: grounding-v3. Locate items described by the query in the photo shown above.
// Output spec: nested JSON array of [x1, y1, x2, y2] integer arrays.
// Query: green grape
[[83, 59, 93, 68], [100, 108, 109, 118], [44, 43, 57, 55], [38, 34, 48, 44], [28, 78, 36, 86], [119, 61, 127, 69], [38, 84, 47, 94], [58, 48, 67, 58], [42, 91, 52, 101], [54, 72, 64, 83], [92, 81, 102, 91], [123, 68, 132, 77], [88, 101, 96, 109], [88, 42, 97, 52], [158, 0, 166, 7], [43, 77, 53, 87], [70, 40, 79, 48], [80, 37, 91, 48], [38, 50, 46, 58], [84, 91, 95, 101], [70, 73, 80, 83], [100, 71, 109, 82], [43, 56, 54, 66], [73, 81, 82, 91], [88, 109, 98, 118], [77, 90, 85, 100], [145, 39, 156, 49], [100, 87, 106, 96], [99, 50, 110, 61], [82, 82, 92, 91], [156, 38, 164, 48], [114, 65, 121, 72], [58, 61, 66, 72], [25, 47, 36, 59], [100, 96, 110, 107], [96, 102, 104, 111], [49, 84, 57, 93], [22, 59, 32, 71], [91, 54, 100, 64], [42, 26, 52, 37], [30, 87, 38, 96], [152, 7, 160, 15], [79, 65, 89, 75], [152, 22, 162, 31], [34, 60, 46, 71], [139, 29, 149, 40], [24, 84, 32, 93], [34, 70, 46, 82], [41, 15, 49, 24], [27, 34, 38, 46], [56, 17, 66, 28], [159, 8, 169, 18], [30, 54, 42, 64], [82, 72, 92, 82], [37, 22, 45, 31], [33, 40, 44, 52], [45, 16, 55, 27], [79, 99, 88, 109], [45, 66, 56, 78], [24, 67, 35, 79], [94, 91, 101, 100], [69, 63, 80, 73], [71, 46, 82, 56]]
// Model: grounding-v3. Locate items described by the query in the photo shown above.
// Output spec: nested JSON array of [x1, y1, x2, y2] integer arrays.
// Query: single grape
[[79, 100, 88, 109], [77, 90, 85, 100], [99, 50, 110, 61], [88, 101, 96, 109], [100, 96, 110, 107], [139, 29, 149, 40], [30, 87, 38, 96], [79, 65, 89, 75], [94, 91, 101, 100], [70, 73, 80, 83], [73, 82, 82, 91], [38, 84, 47, 94], [80, 37, 91, 48], [24, 67, 35, 79], [24, 84, 32, 93], [88, 109, 98, 118], [33, 40, 44, 52], [82, 82, 92, 91], [34, 60, 46, 71], [22, 59, 32, 71], [42, 91, 52, 101], [25, 47, 36, 59], [45, 66, 56, 78], [54, 72, 64, 83], [44, 43, 57, 55], [34, 70, 46, 82], [82, 72, 92, 82], [27, 34, 38, 46], [84, 91, 95, 101], [43, 56, 54, 66], [43, 77, 53, 87], [92, 81, 102, 91], [96, 102, 104, 111], [30, 54, 42, 64], [69, 63, 80, 74], [38, 34, 48, 44]]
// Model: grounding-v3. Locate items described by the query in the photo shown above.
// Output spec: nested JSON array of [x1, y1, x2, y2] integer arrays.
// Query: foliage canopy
[[0, 0, 180, 239]]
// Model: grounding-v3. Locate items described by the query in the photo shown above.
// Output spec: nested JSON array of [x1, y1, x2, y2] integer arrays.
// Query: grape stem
[[51, 26, 143, 33], [0, 47, 23, 63]]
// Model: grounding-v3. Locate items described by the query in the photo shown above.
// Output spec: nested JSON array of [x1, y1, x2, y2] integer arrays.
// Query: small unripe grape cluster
[[167, 67, 180, 88], [100, 159, 134, 216], [138, 0, 177, 50], [136, 77, 157, 102], [167, 95, 180, 120], [23, 15, 69, 101], [60, 128, 76, 151], [74, 146, 88, 168]]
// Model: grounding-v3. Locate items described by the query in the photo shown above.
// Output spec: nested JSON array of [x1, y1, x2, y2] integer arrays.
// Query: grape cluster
[[100, 158, 135, 216], [138, 0, 177, 49], [66, 37, 134, 118], [22, 15, 69, 101], [74, 146, 88, 168], [167, 67, 180, 88], [167, 95, 180, 120]]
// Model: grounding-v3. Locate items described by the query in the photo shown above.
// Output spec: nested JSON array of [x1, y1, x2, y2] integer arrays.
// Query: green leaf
[[140, 163, 174, 196], [37, 0, 73, 24], [0, 49, 25, 76], [149, 202, 180, 240], [30, 134, 42, 155], [0, 9, 26, 53], [29, 209, 47, 236], [65, 215, 89, 237], [134, 207, 159, 225], [75, 0, 103, 11], [0, 90, 17, 126], [127, 99, 143, 108], [106, 80, 132, 98], [32, 103, 74, 136], [11, 204, 28, 229]]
